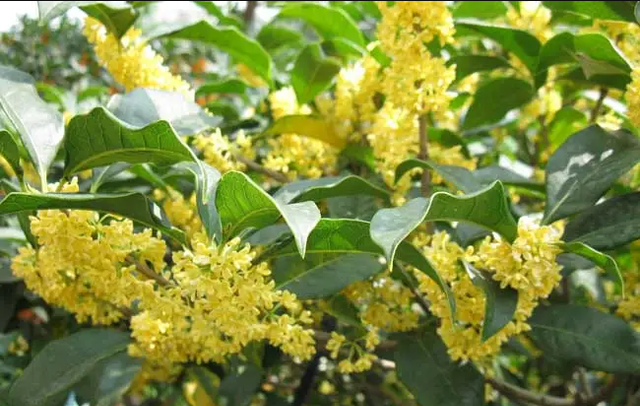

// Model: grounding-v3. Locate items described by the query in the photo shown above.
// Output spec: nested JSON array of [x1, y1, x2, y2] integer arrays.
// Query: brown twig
[[418, 114, 430, 197], [125, 255, 172, 287], [235, 154, 289, 183], [488, 375, 619, 406], [590, 87, 609, 124], [243, 0, 258, 25]]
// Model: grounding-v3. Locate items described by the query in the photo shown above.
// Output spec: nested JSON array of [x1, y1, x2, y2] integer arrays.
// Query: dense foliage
[[1, 1, 640, 405]]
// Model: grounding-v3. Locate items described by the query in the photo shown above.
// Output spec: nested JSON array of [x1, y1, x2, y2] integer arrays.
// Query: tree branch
[[235, 154, 289, 183], [590, 87, 608, 124], [125, 255, 172, 287]]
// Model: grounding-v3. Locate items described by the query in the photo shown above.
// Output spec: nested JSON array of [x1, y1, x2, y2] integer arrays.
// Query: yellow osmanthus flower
[[264, 87, 338, 180], [627, 69, 640, 128], [7, 336, 29, 356], [153, 188, 202, 239], [590, 20, 640, 65], [192, 129, 253, 173], [83, 17, 190, 94], [325, 329, 379, 374], [617, 270, 640, 331], [505, 2, 553, 43], [412, 217, 563, 362]]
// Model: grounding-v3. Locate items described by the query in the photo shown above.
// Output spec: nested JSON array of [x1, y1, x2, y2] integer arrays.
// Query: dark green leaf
[[0, 258, 19, 284], [564, 193, 640, 250], [0, 284, 20, 331], [448, 55, 511, 82], [473, 166, 544, 193], [178, 162, 222, 243], [291, 43, 342, 105], [278, 3, 365, 46], [340, 144, 376, 171], [256, 24, 304, 52], [321, 38, 365, 61], [370, 182, 517, 275], [274, 253, 384, 299], [218, 364, 262, 406], [158, 21, 273, 87], [0, 192, 186, 245], [395, 158, 483, 193], [327, 195, 378, 221], [456, 22, 541, 74], [559, 242, 623, 293], [461, 261, 518, 341], [74, 352, 142, 406], [463, 77, 534, 130], [543, 1, 636, 22], [273, 175, 389, 204], [64, 107, 196, 177], [81, 2, 137, 39], [196, 79, 249, 97], [0, 130, 20, 177], [395, 328, 484, 406], [193, 1, 243, 28], [8, 329, 132, 406], [262, 115, 346, 149], [325, 294, 362, 326], [543, 125, 640, 224], [216, 171, 320, 257], [530, 304, 640, 373], [0, 66, 64, 188], [107, 88, 221, 136], [453, 1, 508, 19]]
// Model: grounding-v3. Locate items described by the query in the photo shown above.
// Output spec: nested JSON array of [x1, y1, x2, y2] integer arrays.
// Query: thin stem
[[235, 154, 289, 183], [292, 353, 321, 406], [125, 255, 172, 287], [590, 87, 608, 124], [243, 0, 258, 25], [418, 114, 430, 197]]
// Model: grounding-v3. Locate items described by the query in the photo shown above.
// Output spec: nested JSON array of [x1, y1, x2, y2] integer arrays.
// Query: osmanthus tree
[[1, 1, 640, 405]]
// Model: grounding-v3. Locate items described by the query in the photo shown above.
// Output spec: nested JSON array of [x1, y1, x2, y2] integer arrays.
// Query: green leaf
[[262, 115, 346, 149], [548, 107, 588, 149], [178, 162, 222, 243], [107, 88, 221, 136], [291, 44, 342, 105], [273, 175, 389, 204], [266, 219, 455, 319], [453, 1, 508, 19], [193, 1, 243, 28], [64, 107, 196, 177], [394, 158, 483, 194], [447, 55, 511, 82], [278, 3, 365, 46], [473, 166, 544, 193], [321, 38, 365, 62], [256, 24, 304, 52], [74, 352, 142, 406], [8, 329, 132, 406], [0, 192, 186, 245], [158, 21, 273, 87], [274, 253, 384, 299], [463, 77, 534, 130], [218, 364, 262, 406], [0, 258, 20, 284], [564, 192, 640, 251], [456, 21, 541, 74], [0, 284, 20, 331], [543, 125, 640, 224], [216, 171, 320, 258], [38, 2, 137, 38], [370, 182, 517, 274], [327, 195, 378, 221], [535, 32, 631, 88], [395, 328, 484, 406], [461, 261, 518, 341], [325, 294, 362, 326], [0, 130, 20, 178], [196, 79, 249, 97], [559, 242, 623, 293], [543, 1, 637, 22], [340, 144, 376, 171], [530, 304, 640, 373], [0, 66, 64, 189]]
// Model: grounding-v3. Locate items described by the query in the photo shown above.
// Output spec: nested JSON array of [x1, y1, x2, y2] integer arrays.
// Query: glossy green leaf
[[291, 43, 342, 105], [543, 125, 640, 224], [196, 79, 249, 97], [218, 364, 262, 406], [74, 352, 142, 406], [394, 158, 483, 193], [453, 1, 508, 19], [461, 261, 518, 341], [463, 77, 534, 130], [325, 294, 362, 327], [456, 21, 541, 74], [530, 304, 640, 373], [370, 182, 517, 274], [559, 242, 623, 293], [548, 107, 588, 149], [266, 219, 454, 318], [178, 162, 222, 243], [38, 2, 137, 38], [216, 171, 320, 258], [564, 192, 640, 250], [340, 144, 376, 171], [543, 1, 636, 22], [256, 24, 304, 52], [395, 328, 484, 406], [64, 107, 196, 177], [274, 253, 384, 299], [8, 329, 132, 406], [473, 166, 544, 193], [327, 195, 378, 221], [447, 55, 511, 82], [278, 3, 365, 46], [158, 21, 273, 87], [0, 130, 20, 178], [107, 88, 221, 136], [0, 192, 185, 245], [262, 115, 346, 149], [0, 66, 64, 189], [273, 175, 389, 204]]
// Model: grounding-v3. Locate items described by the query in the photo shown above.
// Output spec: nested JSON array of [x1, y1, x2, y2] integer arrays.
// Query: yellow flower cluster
[[412, 217, 563, 362], [12, 180, 316, 379], [505, 2, 553, 43], [264, 87, 338, 179], [617, 270, 640, 331], [83, 17, 190, 94], [325, 329, 379, 374], [591, 20, 640, 65], [376, 1, 454, 49], [153, 188, 202, 240], [7, 336, 29, 357], [627, 69, 640, 128], [192, 129, 253, 173], [343, 276, 419, 332]]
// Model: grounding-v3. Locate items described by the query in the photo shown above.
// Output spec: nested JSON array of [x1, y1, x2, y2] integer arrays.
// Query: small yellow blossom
[[7, 336, 29, 356], [192, 129, 253, 173], [506, 2, 553, 43]]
